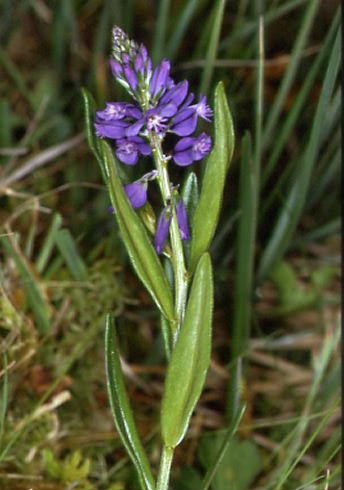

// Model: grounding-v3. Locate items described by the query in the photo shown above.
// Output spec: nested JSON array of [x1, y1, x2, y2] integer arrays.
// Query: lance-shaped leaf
[[105, 315, 155, 490], [161, 253, 213, 448], [81, 88, 175, 324], [189, 82, 234, 272], [99, 141, 175, 323], [81, 88, 101, 164], [181, 171, 199, 224]]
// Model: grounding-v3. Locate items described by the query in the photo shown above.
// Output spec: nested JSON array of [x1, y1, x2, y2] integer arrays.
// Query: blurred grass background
[[0, 1, 341, 489]]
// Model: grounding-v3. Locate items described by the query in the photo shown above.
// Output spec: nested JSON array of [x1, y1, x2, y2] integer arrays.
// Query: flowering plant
[[82, 26, 234, 490]]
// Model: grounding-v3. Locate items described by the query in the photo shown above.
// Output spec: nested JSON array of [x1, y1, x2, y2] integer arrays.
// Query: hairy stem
[[156, 445, 174, 490]]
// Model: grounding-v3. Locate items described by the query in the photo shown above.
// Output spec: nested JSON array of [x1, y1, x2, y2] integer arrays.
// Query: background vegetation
[[0, 1, 340, 489]]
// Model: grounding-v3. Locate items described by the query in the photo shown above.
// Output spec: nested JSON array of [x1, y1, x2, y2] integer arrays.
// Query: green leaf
[[81, 88, 102, 166], [181, 171, 199, 223], [161, 253, 213, 448], [201, 405, 246, 490], [199, 434, 262, 490], [189, 82, 234, 272], [99, 140, 175, 324], [81, 88, 175, 324], [105, 315, 155, 490], [181, 171, 199, 260]]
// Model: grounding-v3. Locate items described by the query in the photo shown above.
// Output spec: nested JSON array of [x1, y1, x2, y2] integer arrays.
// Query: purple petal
[[110, 59, 123, 77], [123, 64, 138, 91], [136, 139, 152, 156], [154, 210, 171, 254], [134, 53, 144, 73], [126, 105, 143, 119], [160, 80, 189, 107], [150, 59, 171, 97], [116, 149, 139, 165], [176, 200, 190, 240], [174, 136, 195, 152], [173, 149, 194, 166], [158, 103, 178, 118], [126, 117, 145, 137], [171, 110, 198, 136], [125, 181, 148, 208], [95, 120, 128, 139]]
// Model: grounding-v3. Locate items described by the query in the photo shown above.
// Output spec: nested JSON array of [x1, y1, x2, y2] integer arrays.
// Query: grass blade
[[55, 228, 88, 281], [1, 235, 51, 334], [199, 0, 226, 95], [166, 0, 200, 60], [262, 8, 340, 186], [151, 0, 171, 64], [36, 213, 63, 274], [257, 26, 340, 283], [262, 0, 320, 150]]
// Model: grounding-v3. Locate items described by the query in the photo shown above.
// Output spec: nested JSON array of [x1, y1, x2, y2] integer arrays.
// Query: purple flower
[[154, 209, 171, 254], [125, 181, 148, 208], [94, 27, 214, 176], [173, 132, 212, 166], [115, 136, 151, 165], [146, 103, 178, 133], [176, 200, 191, 240], [95, 102, 143, 140], [96, 102, 141, 121]]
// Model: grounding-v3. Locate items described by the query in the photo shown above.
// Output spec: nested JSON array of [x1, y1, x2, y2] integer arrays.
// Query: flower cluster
[[95, 30, 212, 167], [95, 27, 213, 254]]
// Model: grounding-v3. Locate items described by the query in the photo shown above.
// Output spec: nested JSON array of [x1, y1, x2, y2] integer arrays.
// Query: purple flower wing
[[125, 182, 148, 208], [160, 80, 189, 107], [126, 118, 145, 137], [123, 65, 138, 90], [174, 137, 194, 152], [173, 149, 194, 166], [159, 103, 178, 118], [150, 59, 171, 97], [171, 111, 198, 136], [95, 121, 128, 139], [154, 211, 171, 254], [176, 200, 191, 240], [136, 139, 152, 156]]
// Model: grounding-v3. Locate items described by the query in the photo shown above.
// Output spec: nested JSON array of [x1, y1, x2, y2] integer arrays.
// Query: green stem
[[156, 445, 174, 490], [149, 132, 188, 341]]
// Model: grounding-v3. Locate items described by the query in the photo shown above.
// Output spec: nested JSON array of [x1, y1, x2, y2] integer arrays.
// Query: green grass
[[0, 1, 341, 489]]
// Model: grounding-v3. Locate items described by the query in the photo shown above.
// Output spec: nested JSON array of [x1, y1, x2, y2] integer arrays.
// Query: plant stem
[[156, 445, 174, 490], [149, 132, 188, 341]]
